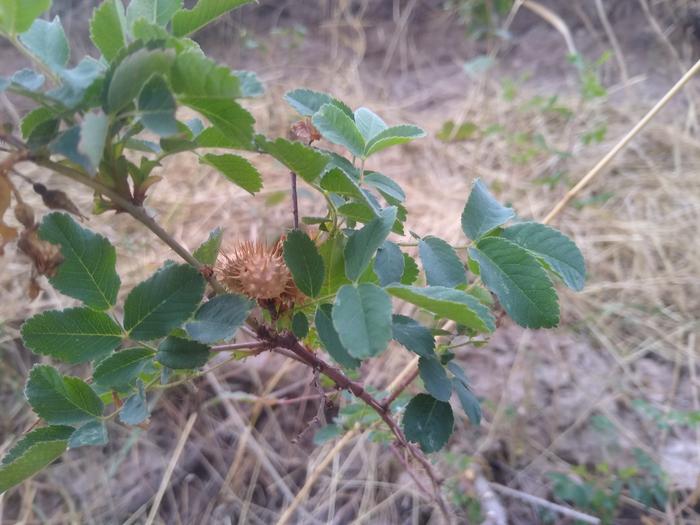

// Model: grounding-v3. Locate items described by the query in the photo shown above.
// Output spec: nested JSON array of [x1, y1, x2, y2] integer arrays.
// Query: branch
[[0, 138, 228, 295], [290, 171, 299, 229], [258, 326, 451, 520]]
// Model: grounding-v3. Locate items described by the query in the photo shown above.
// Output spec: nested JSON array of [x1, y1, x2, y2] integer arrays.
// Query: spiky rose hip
[[218, 239, 301, 302]]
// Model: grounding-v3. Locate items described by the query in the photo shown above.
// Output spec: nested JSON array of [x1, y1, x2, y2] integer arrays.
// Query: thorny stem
[[290, 171, 299, 229], [258, 326, 451, 520]]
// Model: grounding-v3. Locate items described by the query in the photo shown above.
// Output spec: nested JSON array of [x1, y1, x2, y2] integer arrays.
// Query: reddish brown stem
[[258, 326, 450, 520], [290, 171, 299, 229]]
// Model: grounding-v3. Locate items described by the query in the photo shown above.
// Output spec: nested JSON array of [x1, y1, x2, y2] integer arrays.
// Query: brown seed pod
[[218, 239, 301, 302]]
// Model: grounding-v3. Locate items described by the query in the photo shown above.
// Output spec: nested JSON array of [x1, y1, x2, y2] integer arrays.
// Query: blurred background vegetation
[[1, 1, 700, 523]]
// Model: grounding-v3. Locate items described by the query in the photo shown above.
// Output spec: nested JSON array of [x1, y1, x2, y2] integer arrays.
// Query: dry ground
[[1, 1, 700, 523]]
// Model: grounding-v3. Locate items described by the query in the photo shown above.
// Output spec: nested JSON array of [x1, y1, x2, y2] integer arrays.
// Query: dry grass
[[2, 1, 700, 523]]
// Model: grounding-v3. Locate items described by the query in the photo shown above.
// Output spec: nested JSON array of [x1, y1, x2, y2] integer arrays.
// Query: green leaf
[[403, 394, 454, 453], [0, 426, 72, 494], [48, 57, 105, 109], [500, 222, 585, 291], [123, 263, 206, 341], [314, 304, 360, 369], [344, 207, 397, 281], [401, 253, 419, 285], [354, 107, 387, 141], [0, 0, 51, 35], [418, 236, 466, 288], [89, 0, 128, 61], [364, 172, 405, 203], [25, 365, 103, 425], [313, 423, 342, 445], [126, 0, 182, 28], [68, 420, 108, 448], [364, 125, 425, 157], [291, 312, 309, 338], [469, 237, 559, 328], [419, 357, 451, 402], [182, 97, 254, 149], [318, 234, 350, 297], [107, 47, 175, 113], [200, 153, 262, 194], [21, 107, 54, 139], [374, 241, 404, 286], [49, 127, 92, 171], [283, 88, 352, 118], [312, 103, 365, 158], [119, 381, 149, 424], [385, 284, 495, 333], [233, 70, 263, 97], [170, 49, 240, 99], [19, 16, 69, 71], [283, 230, 324, 297], [39, 213, 120, 310], [320, 168, 379, 215], [171, 0, 252, 36], [21, 307, 123, 364], [185, 294, 253, 344], [461, 178, 515, 240], [10, 69, 44, 91], [332, 283, 392, 359], [391, 314, 435, 358], [255, 137, 330, 184], [138, 75, 178, 137], [93, 347, 155, 389], [193, 227, 222, 265], [156, 336, 210, 369], [78, 112, 109, 173], [452, 378, 481, 426]]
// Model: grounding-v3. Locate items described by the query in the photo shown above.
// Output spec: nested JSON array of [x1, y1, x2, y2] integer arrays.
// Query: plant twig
[[211, 341, 268, 352], [0, 138, 228, 294], [290, 171, 299, 229], [489, 482, 600, 524], [259, 327, 451, 521]]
